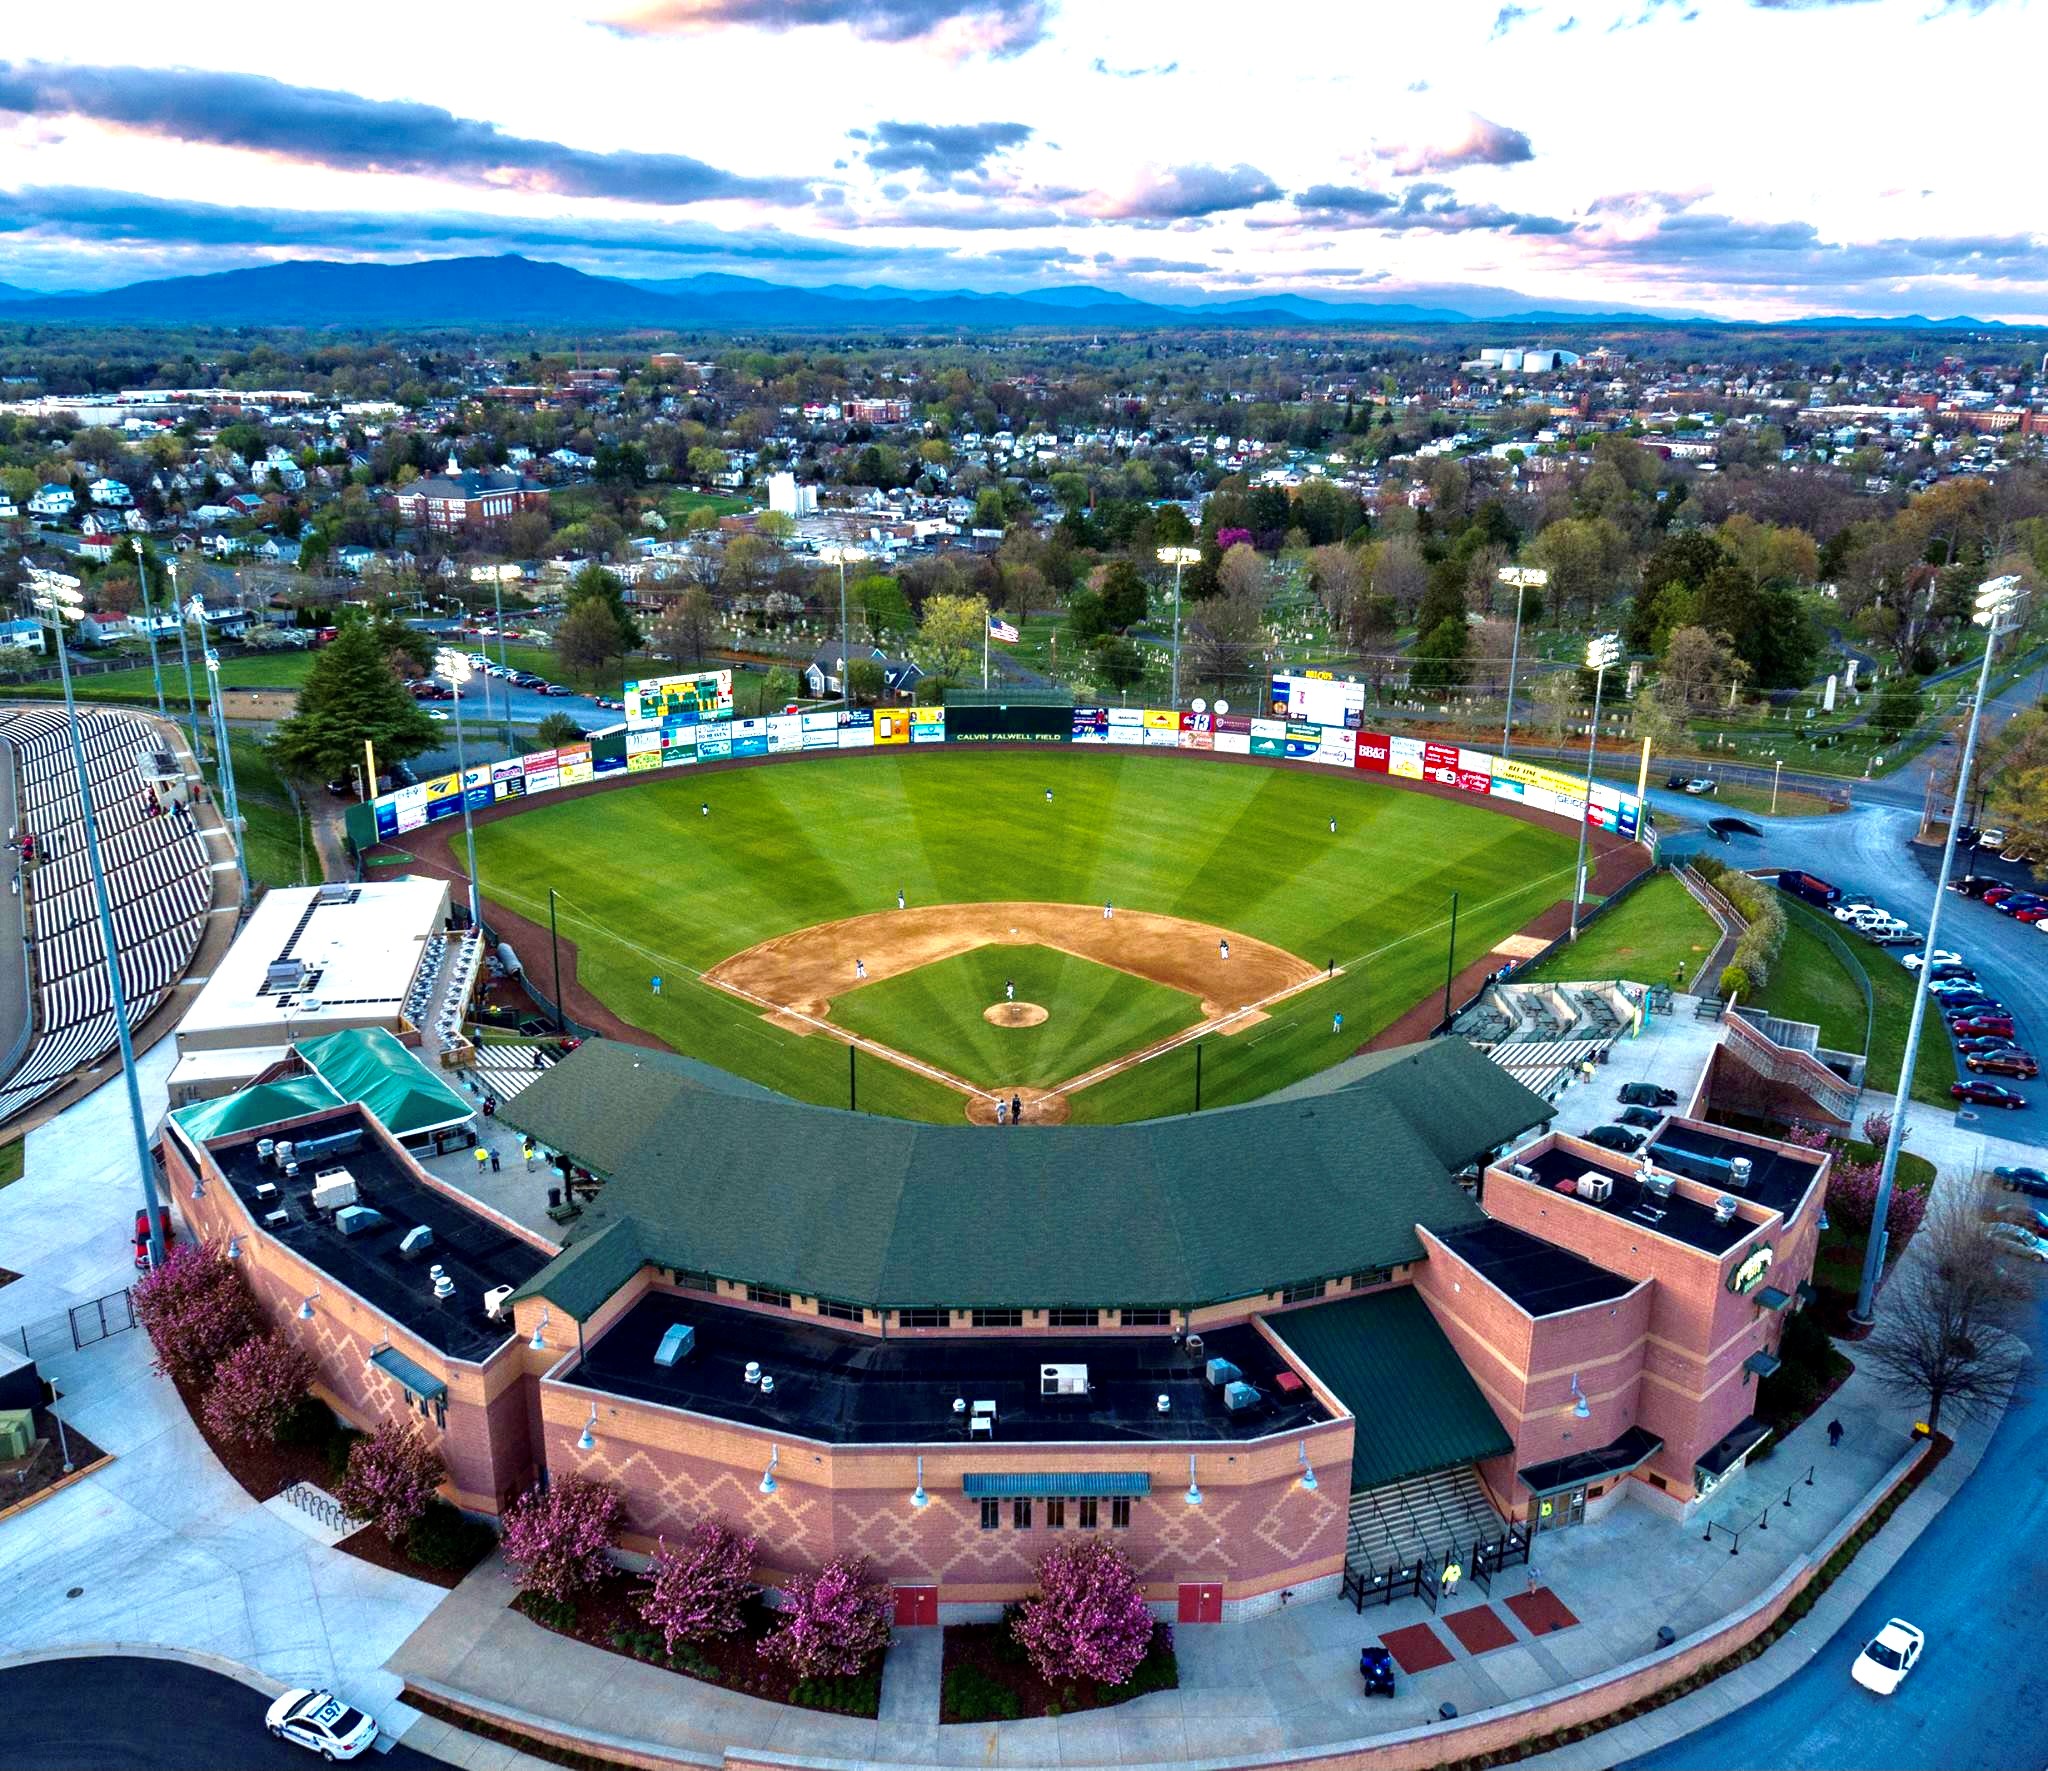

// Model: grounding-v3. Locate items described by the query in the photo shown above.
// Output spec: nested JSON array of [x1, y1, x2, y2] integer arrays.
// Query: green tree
[[1099, 560, 1148, 632], [1093, 635, 1146, 691], [270, 622, 441, 781], [850, 573, 911, 638], [972, 487, 1009, 531], [845, 656, 886, 705], [565, 562, 642, 650], [555, 596, 630, 687], [1408, 618, 1470, 694], [1066, 587, 1110, 648], [914, 592, 989, 684], [1872, 678, 1924, 739], [535, 710, 587, 748]]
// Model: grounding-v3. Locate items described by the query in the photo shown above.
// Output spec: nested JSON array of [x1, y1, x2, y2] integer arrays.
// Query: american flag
[[988, 613, 1020, 643]]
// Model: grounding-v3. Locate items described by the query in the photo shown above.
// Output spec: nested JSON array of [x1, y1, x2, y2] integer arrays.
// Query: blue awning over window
[[1755, 1287, 1793, 1313], [961, 1472, 1150, 1499], [1743, 1350, 1782, 1379], [369, 1345, 447, 1403]]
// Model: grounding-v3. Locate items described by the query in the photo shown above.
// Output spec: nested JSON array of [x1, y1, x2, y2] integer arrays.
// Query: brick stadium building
[[162, 1037, 1823, 1624]]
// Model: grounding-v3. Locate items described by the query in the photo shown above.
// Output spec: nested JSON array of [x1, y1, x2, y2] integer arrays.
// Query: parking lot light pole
[[1157, 546, 1201, 711], [1496, 565, 1548, 756], [1854, 574, 2025, 1326], [29, 567, 166, 1268], [1571, 634, 1622, 941]]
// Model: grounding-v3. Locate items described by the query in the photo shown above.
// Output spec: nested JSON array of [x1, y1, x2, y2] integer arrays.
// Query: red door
[[893, 1585, 938, 1627], [1176, 1582, 1223, 1624]]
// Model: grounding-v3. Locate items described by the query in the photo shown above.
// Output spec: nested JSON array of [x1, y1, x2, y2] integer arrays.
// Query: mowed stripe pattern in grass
[[829, 945, 1205, 1091], [473, 750, 1580, 1123]]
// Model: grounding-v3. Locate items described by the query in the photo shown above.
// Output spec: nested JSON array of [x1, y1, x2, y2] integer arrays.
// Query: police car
[[264, 1689, 379, 1759]]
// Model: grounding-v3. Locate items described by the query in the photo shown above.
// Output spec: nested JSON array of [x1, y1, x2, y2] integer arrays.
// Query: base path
[[706, 901, 1327, 1120]]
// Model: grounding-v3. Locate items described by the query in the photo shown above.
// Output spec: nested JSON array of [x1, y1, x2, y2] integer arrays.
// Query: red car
[[1968, 1051, 2040, 1078], [1949, 1014, 2016, 1036], [1983, 886, 2017, 905], [2015, 907, 2048, 925], [1953, 1078, 2027, 1108], [132, 1205, 175, 1270]]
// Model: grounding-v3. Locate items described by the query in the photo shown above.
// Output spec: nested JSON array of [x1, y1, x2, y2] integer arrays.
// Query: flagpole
[[983, 609, 990, 690]]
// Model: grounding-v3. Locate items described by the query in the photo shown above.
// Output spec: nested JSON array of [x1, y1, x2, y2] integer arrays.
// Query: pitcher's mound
[[984, 1001, 1048, 1028]]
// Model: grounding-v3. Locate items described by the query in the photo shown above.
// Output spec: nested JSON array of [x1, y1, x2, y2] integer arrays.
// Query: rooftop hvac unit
[[264, 959, 308, 993], [256, 1138, 275, 1163], [432, 1272, 455, 1301], [310, 1169, 359, 1213], [293, 1128, 362, 1164], [483, 1285, 514, 1321], [1728, 1157, 1754, 1191], [254, 1181, 279, 1203], [1204, 1357, 1242, 1389], [316, 882, 353, 906], [1575, 1172, 1615, 1204], [1712, 1195, 1740, 1225], [335, 1205, 384, 1237], [1645, 1172, 1675, 1200], [654, 1323, 697, 1367], [1156, 1394, 1171, 1414], [271, 1142, 293, 1169], [1040, 1362, 1089, 1397], [758, 1374, 775, 1396], [0, 1408, 32, 1461], [398, 1225, 434, 1261], [263, 1209, 289, 1229], [1505, 1162, 1538, 1183], [1223, 1380, 1261, 1413]]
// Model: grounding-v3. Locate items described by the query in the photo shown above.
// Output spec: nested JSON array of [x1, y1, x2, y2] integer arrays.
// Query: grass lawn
[[0, 650, 313, 706], [1707, 782, 1841, 819], [473, 749, 1579, 1123], [0, 1138, 23, 1190], [1756, 905, 1870, 1054], [1519, 871, 1719, 989], [1861, 943, 1961, 1107], [215, 734, 313, 893], [830, 944, 1205, 1091]]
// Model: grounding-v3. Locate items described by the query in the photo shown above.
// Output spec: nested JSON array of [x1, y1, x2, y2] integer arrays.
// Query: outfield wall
[[344, 704, 1648, 852]]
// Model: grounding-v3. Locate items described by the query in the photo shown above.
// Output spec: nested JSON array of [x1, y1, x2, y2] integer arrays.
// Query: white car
[[265, 1689, 379, 1760], [1684, 778, 1717, 795], [1851, 1618, 1925, 1695], [1903, 951, 1963, 972], [1980, 826, 2007, 848], [1986, 1222, 2048, 1263]]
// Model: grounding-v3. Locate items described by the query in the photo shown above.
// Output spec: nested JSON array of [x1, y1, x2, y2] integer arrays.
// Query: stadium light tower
[[817, 545, 867, 711], [1570, 633, 1622, 941], [28, 566, 167, 1267], [163, 560, 205, 766], [1854, 573, 2026, 1324], [128, 538, 167, 720], [1157, 546, 1202, 710], [1496, 564, 1548, 757], [436, 648, 483, 928], [198, 616, 251, 912]]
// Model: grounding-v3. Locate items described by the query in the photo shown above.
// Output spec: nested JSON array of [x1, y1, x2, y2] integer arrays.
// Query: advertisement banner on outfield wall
[[1389, 735, 1425, 780], [699, 728, 734, 761], [1458, 747, 1495, 779], [1284, 721, 1324, 759], [1355, 731, 1391, 772], [838, 711, 875, 749], [801, 710, 840, 751], [872, 709, 911, 746], [910, 706, 946, 744], [1249, 718, 1286, 757], [730, 718, 770, 759], [1142, 709, 1178, 731], [523, 749, 561, 795], [660, 724, 698, 766], [558, 744, 594, 786], [1214, 713, 1252, 755], [1105, 707, 1144, 745], [1180, 711, 1215, 751], [1314, 727, 1356, 768], [1072, 706, 1110, 743], [766, 714, 803, 753]]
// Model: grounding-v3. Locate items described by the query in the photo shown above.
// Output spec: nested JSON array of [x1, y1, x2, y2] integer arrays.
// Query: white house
[[0, 494, 18, 523], [29, 482, 75, 519], [88, 476, 134, 508], [0, 619, 46, 653]]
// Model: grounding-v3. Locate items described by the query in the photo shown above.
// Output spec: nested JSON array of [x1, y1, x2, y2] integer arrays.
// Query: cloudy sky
[[1, 0, 2041, 319]]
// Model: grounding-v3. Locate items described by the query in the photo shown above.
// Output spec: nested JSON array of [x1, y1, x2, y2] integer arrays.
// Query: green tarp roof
[[173, 1074, 343, 1142], [298, 1027, 473, 1138], [506, 1036, 1550, 1319], [1266, 1287, 1514, 1493]]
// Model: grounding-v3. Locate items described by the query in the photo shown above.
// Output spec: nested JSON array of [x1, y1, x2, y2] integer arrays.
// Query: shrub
[[200, 1330, 316, 1446], [638, 1519, 757, 1651], [1719, 962, 1752, 1001], [501, 1475, 626, 1605], [944, 1663, 1022, 1722], [1861, 1110, 1894, 1148], [1012, 1539, 1156, 1689], [406, 1498, 499, 1572], [132, 1239, 257, 1387], [333, 1418, 446, 1541], [274, 1396, 341, 1450], [758, 1554, 892, 1680]]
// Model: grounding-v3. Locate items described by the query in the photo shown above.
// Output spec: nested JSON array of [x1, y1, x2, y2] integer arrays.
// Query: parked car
[[1665, 773, 1688, 791], [1981, 826, 2008, 848], [1617, 1106, 1663, 1129], [1683, 778, 1716, 795], [1967, 1050, 2039, 1078], [1985, 1223, 2048, 1263], [1903, 950, 1965, 972], [1851, 1619, 1925, 1696], [1994, 1206, 2048, 1237], [1994, 894, 2043, 916], [1775, 869, 1843, 907], [1981, 886, 2019, 906], [131, 1205, 174, 1271], [1618, 1082, 1679, 1108], [1952, 1078, 2026, 1108], [1954, 1036, 2023, 1055], [2015, 906, 2048, 925], [1995, 1165, 2048, 1197], [1927, 963, 1975, 982], [1949, 1016, 2016, 1039], [265, 1690, 378, 1761], [1586, 1124, 1646, 1154]]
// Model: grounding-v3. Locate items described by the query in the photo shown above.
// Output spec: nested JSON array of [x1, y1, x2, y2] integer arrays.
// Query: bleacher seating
[[0, 707, 214, 1124]]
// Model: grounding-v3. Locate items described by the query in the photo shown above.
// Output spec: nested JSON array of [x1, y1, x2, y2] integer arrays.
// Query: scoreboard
[[1269, 671, 1365, 730], [625, 670, 733, 729]]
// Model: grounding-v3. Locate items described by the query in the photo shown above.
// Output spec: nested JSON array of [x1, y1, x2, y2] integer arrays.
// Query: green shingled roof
[[1266, 1287, 1514, 1492], [504, 1037, 1551, 1319]]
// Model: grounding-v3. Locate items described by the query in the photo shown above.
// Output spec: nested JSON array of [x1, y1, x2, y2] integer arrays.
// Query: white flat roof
[[177, 877, 449, 1046]]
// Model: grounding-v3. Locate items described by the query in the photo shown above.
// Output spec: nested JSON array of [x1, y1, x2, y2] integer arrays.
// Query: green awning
[[962, 1472, 1150, 1498], [173, 1075, 343, 1142], [369, 1344, 447, 1403], [298, 1027, 473, 1138], [1267, 1287, 1513, 1493], [1754, 1287, 1793, 1313], [1743, 1350, 1782, 1379]]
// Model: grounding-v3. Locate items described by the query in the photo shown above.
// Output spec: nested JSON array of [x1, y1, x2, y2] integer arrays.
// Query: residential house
[[28, 482, 75, 519], [79, 610, 134, 644], [335, 546, 377, 576], [0, 618, 47, 654], [0, 493, 18, 524], [88, 477, 134, 507]]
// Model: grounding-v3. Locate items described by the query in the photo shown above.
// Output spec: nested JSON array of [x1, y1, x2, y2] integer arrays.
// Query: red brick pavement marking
[[1443, 1604, 1517, 1655], [1506, 1587, 1580, 1635], [1379, 1620, 1455, 1673]]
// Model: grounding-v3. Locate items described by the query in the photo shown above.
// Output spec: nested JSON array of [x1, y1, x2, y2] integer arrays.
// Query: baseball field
[[469, 748, 1582, 1124]]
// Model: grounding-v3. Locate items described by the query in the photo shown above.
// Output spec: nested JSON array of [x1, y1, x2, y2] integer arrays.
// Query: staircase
[[1346, 1464, 1506, 1573]]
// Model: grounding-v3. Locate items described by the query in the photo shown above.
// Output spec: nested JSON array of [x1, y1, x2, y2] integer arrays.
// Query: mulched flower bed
[[0, 1402, 108, 1517], [940, 1618, 1178, 1722], [510, 1576, 881, 1717]]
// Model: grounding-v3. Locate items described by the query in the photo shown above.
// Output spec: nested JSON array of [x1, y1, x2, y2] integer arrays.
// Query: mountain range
[[0, 254, 2004, 332]]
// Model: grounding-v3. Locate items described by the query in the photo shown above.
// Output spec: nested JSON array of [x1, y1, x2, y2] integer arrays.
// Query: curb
[[0, 1639, 290, 1698]]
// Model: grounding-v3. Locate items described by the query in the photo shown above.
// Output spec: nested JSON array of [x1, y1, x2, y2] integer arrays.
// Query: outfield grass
[[830, 945, 1205, 1091], [0, 650, 313, 707], [472, 749, 1581, 1123], [1519, 872, 1720, 990]]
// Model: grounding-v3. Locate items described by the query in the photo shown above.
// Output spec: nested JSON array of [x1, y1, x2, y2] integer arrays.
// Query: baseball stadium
[[157, 676, 1825, 1627]]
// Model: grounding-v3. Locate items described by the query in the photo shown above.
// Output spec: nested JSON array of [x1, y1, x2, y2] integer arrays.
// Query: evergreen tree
[[270, 621, 441, 781]]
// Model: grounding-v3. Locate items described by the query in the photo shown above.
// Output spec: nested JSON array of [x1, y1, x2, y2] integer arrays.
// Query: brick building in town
[[389, 456, 548, 534]]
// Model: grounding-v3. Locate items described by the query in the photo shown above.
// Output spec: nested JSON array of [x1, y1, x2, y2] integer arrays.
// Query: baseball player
[[1044, 787, 1053, 802], [1329, 816, 1337, 835], [1219, 938, 1230, 961], [1103, 900, 1113, 919], [855, 958, 867, 980], [1010, 1093, 1023, 1124], [1005, 979, 1015, 1002], [700, 803, 709, 817], [897, 888, 905, 910], [995, 1096, 1009, 1125]]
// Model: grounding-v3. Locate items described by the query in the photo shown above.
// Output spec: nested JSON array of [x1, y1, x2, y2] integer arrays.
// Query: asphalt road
[[1625, 1286, 2048, 1771], [0, 1658, 441, 1770]]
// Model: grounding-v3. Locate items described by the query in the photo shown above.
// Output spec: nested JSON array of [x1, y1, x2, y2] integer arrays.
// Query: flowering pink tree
[[1214, 527, 1252, 552], [1826, 1151, 1929, 1245], [334, 1419, 445, 1540], [1862, 1110, 1900, 1149], [637, 1520, 757, 1651], [132, 1239, 257, 1386], [200, 1331, 315, 1446], [1012, 1539, 1157, 1687], [757, 1554, 891, 1679], [501, 1475, 626, 1604]]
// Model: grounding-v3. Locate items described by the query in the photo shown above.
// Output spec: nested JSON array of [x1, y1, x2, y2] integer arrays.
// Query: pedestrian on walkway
[[522, 1140, 535, 1169], [474, 1145, 489, 1174], [490, 1147, 501, 1173], [1827, 1417, 1844, 1449]]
